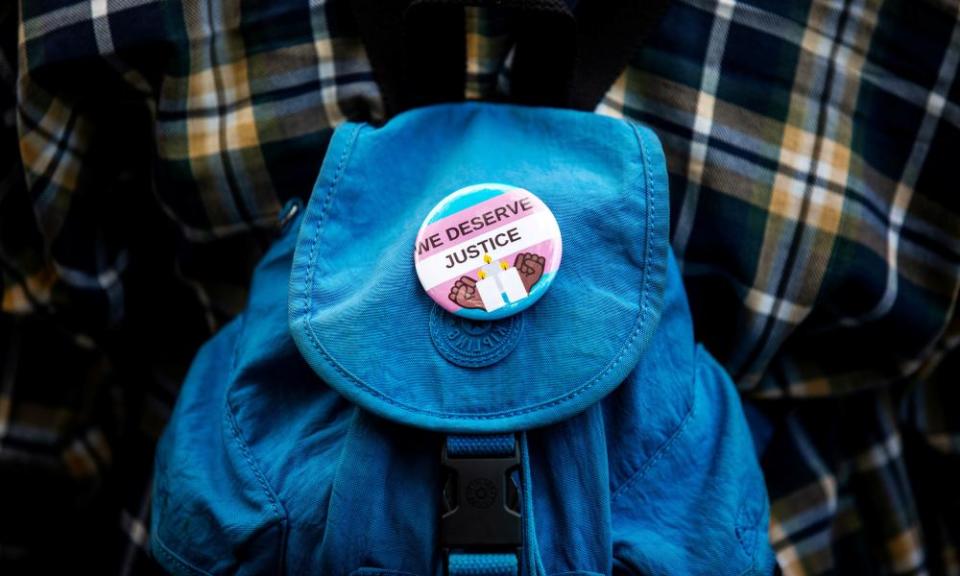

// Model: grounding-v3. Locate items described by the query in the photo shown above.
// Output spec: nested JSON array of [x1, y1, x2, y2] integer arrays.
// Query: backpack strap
[[350, 0, 671, 118], [567, 0, 672, 109], [442, 433, 522, 575], [349, 0, 466, 117]]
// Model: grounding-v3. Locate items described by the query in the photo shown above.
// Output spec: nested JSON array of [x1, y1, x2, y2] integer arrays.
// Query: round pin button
[[414, 183, 562, 320]]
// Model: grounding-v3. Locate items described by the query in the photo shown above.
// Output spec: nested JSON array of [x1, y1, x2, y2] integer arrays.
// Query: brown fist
[[449, 276, 485, 309], [514, 252, 545, 293]]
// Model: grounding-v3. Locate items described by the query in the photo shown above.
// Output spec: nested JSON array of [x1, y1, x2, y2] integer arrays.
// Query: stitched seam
[[299, 122, 658, 420], [149, 319, 271, 576], [151, 533, 214, 576], [225, 308, 288, 573], [610, 367, 698, 503], [304, 124, 363, 321], [224, 319, 288, 572], [223, 398, 287, 523], [223, 400, 289, 573], [633, 121, 658, 384], [609, 123, 693, 501]]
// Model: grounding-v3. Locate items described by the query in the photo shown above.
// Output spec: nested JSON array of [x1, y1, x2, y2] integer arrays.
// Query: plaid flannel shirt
[[2, 0, 959, 574]]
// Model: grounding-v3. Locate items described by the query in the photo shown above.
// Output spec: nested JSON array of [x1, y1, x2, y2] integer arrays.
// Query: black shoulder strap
[[568, 0, 672, 110], [351, 0, 671, 119], [350, 0, 466, 117]]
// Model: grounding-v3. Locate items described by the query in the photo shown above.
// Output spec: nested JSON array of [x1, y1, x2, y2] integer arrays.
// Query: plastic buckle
[[440, 438, 522, 558]]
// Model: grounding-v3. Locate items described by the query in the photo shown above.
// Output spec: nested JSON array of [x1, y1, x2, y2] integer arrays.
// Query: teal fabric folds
[[151, 103, 775, 575]]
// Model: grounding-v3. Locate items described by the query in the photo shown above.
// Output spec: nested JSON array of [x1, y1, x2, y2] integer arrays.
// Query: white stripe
[[672, 0, 736, 268], [54, 250, 128, 290], [840, 7, 960, 327], [595, 72, 627, 118], [91, 0, 113, 54], [22, 0, 157, 41]]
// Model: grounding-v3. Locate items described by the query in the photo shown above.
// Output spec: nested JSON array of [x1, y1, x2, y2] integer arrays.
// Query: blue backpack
[[150, 103, 776, 575]]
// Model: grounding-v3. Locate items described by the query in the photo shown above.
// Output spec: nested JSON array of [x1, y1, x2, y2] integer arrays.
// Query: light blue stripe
[[448, 552, 518, 576], [428, 188, 505, 224]]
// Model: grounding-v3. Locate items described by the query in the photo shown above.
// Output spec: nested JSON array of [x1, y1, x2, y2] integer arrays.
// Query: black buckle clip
[[440, 439, 522, 554]]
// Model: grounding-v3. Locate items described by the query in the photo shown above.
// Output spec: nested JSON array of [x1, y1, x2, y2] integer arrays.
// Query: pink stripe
[[427, 238, 560, 313], [416, 193, 543, 261]]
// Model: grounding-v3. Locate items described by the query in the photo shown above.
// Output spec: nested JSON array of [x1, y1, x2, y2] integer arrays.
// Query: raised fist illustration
[[449, 276, 485, 309], [514, 252, 546, 293]]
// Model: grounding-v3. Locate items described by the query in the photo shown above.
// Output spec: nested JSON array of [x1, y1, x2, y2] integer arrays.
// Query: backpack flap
[[288, 102, 669, 433]]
